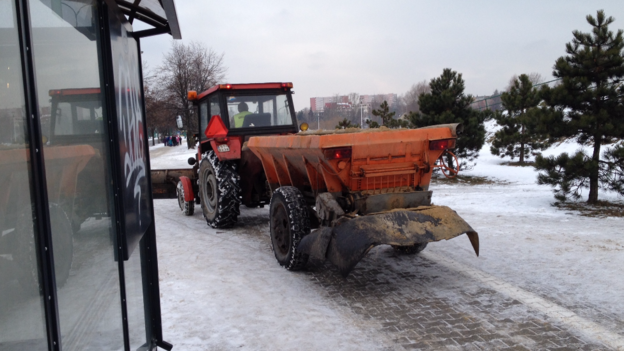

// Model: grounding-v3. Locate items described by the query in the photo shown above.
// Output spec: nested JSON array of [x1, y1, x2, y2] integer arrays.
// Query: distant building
[[310, 93, 398, 112]]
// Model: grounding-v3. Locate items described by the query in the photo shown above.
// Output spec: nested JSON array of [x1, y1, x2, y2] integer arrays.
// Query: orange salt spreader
[[247, 123, 478, 276]]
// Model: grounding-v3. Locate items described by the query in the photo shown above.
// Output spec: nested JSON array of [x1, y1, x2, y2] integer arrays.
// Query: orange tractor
[[1, 88, 108, 291], [156, 83, 478, 276]]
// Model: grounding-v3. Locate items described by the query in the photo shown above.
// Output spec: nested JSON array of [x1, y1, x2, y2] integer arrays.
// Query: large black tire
[[16, 204, 74, 294], [392, 242, 428, 255], [177, 180, 195, 216], [198, 151, 240, 228], [269, 186, 310, 271]]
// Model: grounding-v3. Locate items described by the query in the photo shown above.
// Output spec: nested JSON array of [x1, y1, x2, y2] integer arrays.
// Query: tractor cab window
[[209, 96, 221, 121], [199, 95, 222, 141], [226, 93, 294, 129], [199, 101, 208, 135], [50, 90, 103, 136]]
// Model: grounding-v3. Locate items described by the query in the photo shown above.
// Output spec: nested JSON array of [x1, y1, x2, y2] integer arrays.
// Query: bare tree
[[144, 62, 172, 145], [366, 94, 384, 126], [158, 41, 226, 148], [402, 80, 430, 114], [348, 92, 360, 106], [506, 72, 543, 91]]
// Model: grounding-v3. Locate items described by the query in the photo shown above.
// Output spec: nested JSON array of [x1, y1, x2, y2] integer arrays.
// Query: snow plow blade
[[298, 206, 479, 277]]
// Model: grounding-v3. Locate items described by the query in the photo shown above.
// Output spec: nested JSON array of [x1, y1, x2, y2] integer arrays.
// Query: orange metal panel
[[271, 154, 291, 187], [256, 152, 279, 191], [303, 156, 326, 193], [248, 126, 456, 193]]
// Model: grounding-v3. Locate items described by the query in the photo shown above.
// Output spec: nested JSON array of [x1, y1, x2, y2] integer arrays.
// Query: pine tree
[[335, 118, 360, 129], [491, 74, 549, 164], [408, 68, 487, 170], [365, 119, 380, 128], [366, 101, 409, 128], [600, 142, 624, 195], [536, 10, 624, 203]]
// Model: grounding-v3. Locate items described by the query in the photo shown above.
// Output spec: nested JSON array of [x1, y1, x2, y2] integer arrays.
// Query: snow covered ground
[[149, 139, 194, 170], [150, 127, 624, 350]]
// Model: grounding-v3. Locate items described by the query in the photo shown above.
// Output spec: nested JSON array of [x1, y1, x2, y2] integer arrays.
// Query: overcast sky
[[139, 0, 624, 110]]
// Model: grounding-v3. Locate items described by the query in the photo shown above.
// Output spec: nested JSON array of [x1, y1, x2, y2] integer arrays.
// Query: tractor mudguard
[[298, 206, 479, 277], [179, 176, 194, 202]]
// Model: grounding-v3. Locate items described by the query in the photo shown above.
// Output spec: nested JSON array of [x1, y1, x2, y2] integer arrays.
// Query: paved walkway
[[304, 247, 618, 350]]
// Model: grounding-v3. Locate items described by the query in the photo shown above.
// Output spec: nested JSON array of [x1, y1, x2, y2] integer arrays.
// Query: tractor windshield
[[49, 89, 103, 137], [226, 93, 294, 129]]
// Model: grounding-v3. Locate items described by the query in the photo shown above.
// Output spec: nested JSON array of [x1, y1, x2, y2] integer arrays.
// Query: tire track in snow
[[423, 251, 624, 350]]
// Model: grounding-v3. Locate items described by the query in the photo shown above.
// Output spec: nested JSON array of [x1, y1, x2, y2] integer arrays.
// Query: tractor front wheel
[[269, 186, 310, 270], [198, 151, 240, 228], [177, 180, 194, 216]]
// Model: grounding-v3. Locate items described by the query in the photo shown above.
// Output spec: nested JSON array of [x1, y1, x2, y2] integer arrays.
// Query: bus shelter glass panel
[[29, 0, 124, 348], [0, 0, 47, 348], [107, 5, 151, 348], [226, 93, 294, 129]]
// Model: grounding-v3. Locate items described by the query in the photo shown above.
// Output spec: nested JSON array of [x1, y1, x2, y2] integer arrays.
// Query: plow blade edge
[[298, 206, 478, 277]]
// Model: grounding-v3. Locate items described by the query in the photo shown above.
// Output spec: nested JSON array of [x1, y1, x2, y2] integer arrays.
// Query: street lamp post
[[360, 96, 364, 128]]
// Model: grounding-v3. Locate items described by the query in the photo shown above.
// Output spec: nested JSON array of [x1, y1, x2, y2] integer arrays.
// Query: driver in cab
[[232, 102, 252, 128]]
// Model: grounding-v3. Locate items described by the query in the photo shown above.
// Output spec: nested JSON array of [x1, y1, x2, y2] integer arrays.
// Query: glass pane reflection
[[29, 0, 124, 349], [126, 238, 147, 350], [0, 0, 47, 349]]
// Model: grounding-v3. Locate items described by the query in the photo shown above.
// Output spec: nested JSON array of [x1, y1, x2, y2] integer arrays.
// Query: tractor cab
[[189, 83, 299, 150], [48, 88, 104, 144], [177, 83, 301, 226], [46, 88, 110, 226]]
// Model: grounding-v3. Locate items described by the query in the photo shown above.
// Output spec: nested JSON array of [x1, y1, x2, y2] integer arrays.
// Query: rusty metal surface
[[418, 123, 462, 137], [315, 193, 345, 224], [355, 191, 432, 214], [298, 205, 478, 277], [151, 168, 197, 199], [238, 147, 268, 206]]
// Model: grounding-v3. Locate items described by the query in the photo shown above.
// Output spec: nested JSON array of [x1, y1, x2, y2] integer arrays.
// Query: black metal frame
[[14, 0, 62, 349], [100, 1, 170, 349], [11, 0, 171, 349], [97, 3, 133, 349], [116, 0, 181, 39], [136, 35, 172, 351]]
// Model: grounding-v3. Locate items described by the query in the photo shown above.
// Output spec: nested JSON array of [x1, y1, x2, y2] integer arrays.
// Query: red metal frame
[[179, 176, 194, 202]]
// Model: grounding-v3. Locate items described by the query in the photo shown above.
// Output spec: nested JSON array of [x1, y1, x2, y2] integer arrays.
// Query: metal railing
[[470, 78, 561, 111]]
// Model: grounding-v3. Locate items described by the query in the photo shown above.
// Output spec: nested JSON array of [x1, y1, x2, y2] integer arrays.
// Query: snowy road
[[151, 139, 623, 350]]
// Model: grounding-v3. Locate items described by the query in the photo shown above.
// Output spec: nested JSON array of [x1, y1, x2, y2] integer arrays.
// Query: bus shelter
[[0, 0, 180, 349]]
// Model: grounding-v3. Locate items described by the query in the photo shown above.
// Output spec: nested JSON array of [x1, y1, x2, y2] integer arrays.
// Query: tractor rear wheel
[[16, 204, 73, 295], [392, 242, 428, 255], [269, 186, 310, 270], [177, 180, 194, 216], [198, 151, 240, 228]]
